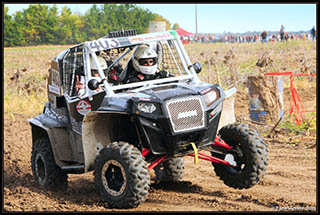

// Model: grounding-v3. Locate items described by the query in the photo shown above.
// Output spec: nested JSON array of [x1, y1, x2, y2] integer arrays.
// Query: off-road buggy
[[28, 29, 268, 209]]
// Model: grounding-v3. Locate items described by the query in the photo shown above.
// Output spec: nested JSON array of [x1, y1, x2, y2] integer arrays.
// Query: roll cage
[[59, 30, 201, 103]]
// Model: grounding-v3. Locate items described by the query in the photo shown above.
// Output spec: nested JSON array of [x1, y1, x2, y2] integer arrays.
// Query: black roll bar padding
[[108, 29, 137, 38]]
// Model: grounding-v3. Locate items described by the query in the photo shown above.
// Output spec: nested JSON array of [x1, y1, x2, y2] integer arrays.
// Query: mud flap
[[82, 111, 128, 172], [218, 87, 236, 131]]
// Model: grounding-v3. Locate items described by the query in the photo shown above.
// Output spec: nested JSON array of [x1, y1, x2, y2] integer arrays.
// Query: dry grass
[[185, 40, 316, 89], [3, 40, 316, 117], [4, 46, 67, 117]]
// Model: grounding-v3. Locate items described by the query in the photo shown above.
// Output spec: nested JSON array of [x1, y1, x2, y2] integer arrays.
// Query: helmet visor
[[138, 58, 157, 66]]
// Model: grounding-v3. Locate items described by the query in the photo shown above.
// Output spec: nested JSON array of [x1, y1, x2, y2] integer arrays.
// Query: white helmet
[[90, 56, 108, 70], [132, 46, 158, 75]]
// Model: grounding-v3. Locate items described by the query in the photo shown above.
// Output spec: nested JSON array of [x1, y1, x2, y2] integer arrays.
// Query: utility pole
[[195, 4, 198, 36]]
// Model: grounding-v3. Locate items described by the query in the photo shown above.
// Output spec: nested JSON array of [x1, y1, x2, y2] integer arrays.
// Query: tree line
[[4, 4, 176, 47]]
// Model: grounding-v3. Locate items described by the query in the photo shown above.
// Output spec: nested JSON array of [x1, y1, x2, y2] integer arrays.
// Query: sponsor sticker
[[86, 32, 173, 52], [48, 84, 61, 95], [129, 32, 172, 44], [50, 68, 60, 87], [117, 38, 132, 46], [138, 97, 151, 101], [129, 37, 145, 43], [177, 110, 197, 119], [76, 100, 92, 115]]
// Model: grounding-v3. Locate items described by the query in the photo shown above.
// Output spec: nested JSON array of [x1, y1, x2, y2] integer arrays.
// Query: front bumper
[[137, 102, 222, 155]]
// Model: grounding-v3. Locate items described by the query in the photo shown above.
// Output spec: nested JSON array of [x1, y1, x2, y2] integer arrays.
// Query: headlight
[[137, 102, 157, 113], [201, 88, 219, 106]]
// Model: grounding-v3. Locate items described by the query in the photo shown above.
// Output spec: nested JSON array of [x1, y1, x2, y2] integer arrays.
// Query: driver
[[123, 45, 170, 84]]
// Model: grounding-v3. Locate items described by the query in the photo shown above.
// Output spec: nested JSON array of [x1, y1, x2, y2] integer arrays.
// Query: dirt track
[[3, 87, 316, 212]]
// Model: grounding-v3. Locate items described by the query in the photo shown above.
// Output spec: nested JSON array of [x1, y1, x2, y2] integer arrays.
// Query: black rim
[[101, 160, 127, 196], [105, 164, 124, 192]]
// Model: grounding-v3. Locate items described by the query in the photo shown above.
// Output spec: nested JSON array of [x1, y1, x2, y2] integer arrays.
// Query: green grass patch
[[278, 112, 316, 135]]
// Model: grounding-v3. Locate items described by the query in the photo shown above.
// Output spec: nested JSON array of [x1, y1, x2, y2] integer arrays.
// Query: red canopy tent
[[176, 27, 194, 44], [176, 27, 194, 37]]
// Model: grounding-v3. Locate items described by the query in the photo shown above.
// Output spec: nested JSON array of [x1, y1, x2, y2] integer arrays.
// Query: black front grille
[[166, 96, 205, 133]]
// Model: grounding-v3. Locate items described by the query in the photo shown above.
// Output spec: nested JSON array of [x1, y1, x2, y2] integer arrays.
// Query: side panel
[[51, 127, 74, 162], [67, 92, 106, 123], [47, 61, 64, 108]]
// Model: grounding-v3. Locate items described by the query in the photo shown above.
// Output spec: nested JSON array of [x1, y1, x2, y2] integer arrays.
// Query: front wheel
[[94, 142, 150, 209], [211, 123, 268, 189]]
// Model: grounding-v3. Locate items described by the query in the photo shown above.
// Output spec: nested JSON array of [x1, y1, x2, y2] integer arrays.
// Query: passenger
[[75, 74, 85, 96], [75, 55, 108, 95], [90, 55, 108, 77]]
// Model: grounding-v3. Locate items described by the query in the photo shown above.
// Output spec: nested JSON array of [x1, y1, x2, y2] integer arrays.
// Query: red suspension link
[[188, 152, 235, 167], [148, 154, 168, 170], [212, 136, 232, 149], [142, 148, 150, 157]]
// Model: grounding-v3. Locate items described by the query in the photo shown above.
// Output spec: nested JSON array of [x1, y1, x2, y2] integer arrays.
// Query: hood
[[139, 83, 199, 101]]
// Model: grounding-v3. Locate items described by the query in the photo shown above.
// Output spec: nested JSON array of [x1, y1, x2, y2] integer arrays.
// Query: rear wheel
[[154, 157, 184, 182], [211, 123, 268, 189], [31, 138, 68, 190], [94, 142, 150, 209]]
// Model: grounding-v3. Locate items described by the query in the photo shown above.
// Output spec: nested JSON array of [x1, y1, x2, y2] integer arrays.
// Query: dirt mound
[[247, 75, 283, 123], [256, 51, 273, 68]]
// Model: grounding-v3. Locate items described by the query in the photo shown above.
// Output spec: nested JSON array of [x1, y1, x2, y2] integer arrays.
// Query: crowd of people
[[181, 25, 316, 44]]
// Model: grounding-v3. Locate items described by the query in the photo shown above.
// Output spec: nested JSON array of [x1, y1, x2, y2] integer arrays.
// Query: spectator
[[310, 26, 316, 41], [302, 34, 306, 40], [201, 35, 205, 43], [211, 34, 215, 43], [260, 30, 268, 44], [205, 35, 209, 43], [285, 32, 289, 41], [280, 25, 285, 42], [232, 35, 235, 43]]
